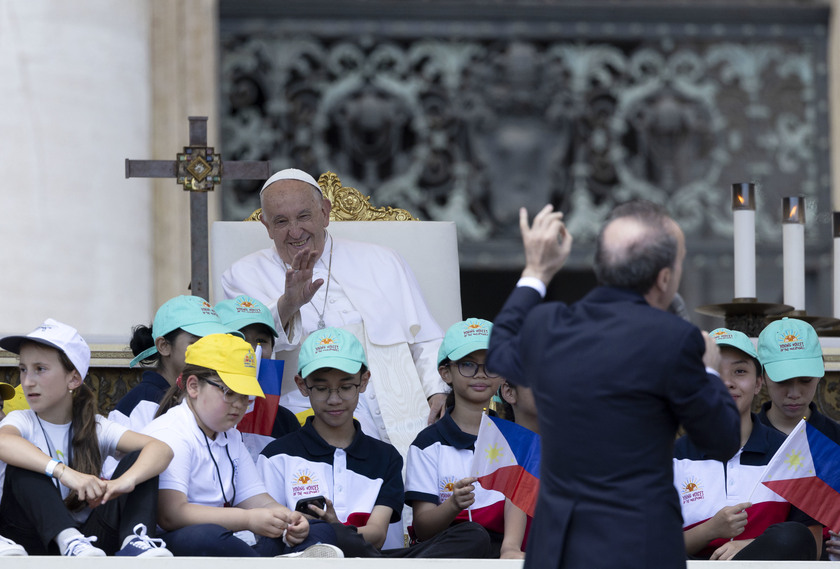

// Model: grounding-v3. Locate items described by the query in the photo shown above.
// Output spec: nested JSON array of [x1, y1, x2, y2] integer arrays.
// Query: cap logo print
[[776, 329, 804, 351], [234, 299, 261, 314], [313, 334, 341, 355], [243, 351, 256, 369]]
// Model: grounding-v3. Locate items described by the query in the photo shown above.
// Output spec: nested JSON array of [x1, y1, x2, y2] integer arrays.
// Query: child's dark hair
[[438, 358, 456, 415], [154, 363, 219, 418], [129, 324, 182, 367], [30, 342, 102, 511]]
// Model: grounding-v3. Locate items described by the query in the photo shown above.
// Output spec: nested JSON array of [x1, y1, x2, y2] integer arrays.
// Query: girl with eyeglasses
[[405, 318, 528, 559], [142, 333, 340, 558]]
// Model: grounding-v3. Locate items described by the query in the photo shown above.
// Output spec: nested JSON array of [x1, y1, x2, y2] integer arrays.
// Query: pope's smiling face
[[260, 180, 331, 265]]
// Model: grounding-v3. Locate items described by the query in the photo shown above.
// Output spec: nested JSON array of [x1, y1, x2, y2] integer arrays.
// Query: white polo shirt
[[0, 409, 127, 518], [143, 399, 265, 507]]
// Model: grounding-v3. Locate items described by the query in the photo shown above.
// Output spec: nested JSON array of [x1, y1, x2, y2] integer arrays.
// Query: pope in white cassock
[[221, 169, 447, 456]]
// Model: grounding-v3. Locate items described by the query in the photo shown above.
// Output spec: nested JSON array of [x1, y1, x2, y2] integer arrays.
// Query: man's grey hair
[[593, 200, 678, 295]]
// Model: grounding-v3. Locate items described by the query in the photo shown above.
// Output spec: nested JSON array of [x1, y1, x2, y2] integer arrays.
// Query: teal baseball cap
[[757, 317, 824, 382], [437, 318, 493, 365], [709, 327, 757, 359], [298, 327, 368, 378], [215, 295, 278, 337], [129, 295, 241, 367]]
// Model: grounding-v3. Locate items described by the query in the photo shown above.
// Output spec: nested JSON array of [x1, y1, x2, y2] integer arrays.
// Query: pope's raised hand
[[276, 249, 325, 324]]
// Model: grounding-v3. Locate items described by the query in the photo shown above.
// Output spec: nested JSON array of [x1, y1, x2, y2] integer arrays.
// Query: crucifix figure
[[125, 116, 270, 300]]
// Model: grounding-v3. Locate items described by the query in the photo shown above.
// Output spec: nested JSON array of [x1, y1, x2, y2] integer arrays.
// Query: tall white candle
[[782, 197, 806, 311], [834, 213, 840, 318], [732, 183, 756, 299]]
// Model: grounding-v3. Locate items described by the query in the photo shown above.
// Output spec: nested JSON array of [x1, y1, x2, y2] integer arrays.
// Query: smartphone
[[295, 495, 326, 516]]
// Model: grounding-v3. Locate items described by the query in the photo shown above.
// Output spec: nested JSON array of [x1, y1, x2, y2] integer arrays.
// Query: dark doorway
[[459, 268, 598, 321]]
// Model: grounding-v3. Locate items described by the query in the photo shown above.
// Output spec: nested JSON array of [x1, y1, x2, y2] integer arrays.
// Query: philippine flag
[[237, 358, 284, 436], [760, 419, 840, 532], [470, 413, 540, 517]]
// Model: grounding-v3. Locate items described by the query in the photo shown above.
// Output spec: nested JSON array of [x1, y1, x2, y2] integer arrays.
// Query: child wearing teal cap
[[406, 318, 526, 559], [215, 295, 278, 358], [754, 318, 840, 560], [755, 318, 833, 437], [111, 296, 238, 429], [674, 327, 820, 561], [258, 327, 490, 559]]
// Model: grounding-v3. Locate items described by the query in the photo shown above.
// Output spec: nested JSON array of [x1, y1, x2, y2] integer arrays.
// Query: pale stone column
[[0, 0, 219, 339], [150, 0, 220, 308], [0, 0, 154, 339]]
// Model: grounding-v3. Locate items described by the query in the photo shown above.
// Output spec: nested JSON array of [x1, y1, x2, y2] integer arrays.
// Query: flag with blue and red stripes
[[470, 413, 540, 517], [237, 358, 284, 436], [760, 419, 840, 532]]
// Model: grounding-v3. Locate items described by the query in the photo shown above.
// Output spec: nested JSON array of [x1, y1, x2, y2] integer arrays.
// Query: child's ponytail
[[63, 351, 101, 510]]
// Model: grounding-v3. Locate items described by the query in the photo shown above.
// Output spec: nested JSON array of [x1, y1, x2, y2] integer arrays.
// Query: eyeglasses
[[449, 361, 500, 378], [304, 382, 362, 402], [203, 378, 250, 405]]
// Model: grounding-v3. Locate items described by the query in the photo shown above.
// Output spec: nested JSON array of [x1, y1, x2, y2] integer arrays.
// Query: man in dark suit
[[487, 201, 740, 569]]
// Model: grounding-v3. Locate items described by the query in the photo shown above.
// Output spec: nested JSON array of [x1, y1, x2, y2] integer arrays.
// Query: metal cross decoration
[[125, 116, 270, 300]]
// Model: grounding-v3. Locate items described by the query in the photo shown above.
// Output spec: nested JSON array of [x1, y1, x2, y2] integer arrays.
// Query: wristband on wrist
[[45, 459, 62, 478]]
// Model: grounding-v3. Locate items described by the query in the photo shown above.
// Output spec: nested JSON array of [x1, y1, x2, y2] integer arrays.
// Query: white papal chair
[[209, 171, 462, 330]]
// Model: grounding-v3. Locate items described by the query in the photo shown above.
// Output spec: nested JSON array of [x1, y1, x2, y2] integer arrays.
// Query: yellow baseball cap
[[184, 334, 265, 398]]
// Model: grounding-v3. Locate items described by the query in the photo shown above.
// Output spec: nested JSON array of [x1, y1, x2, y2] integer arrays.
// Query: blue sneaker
[[116, 524, 172, 557], [62, 535, 105, 557]]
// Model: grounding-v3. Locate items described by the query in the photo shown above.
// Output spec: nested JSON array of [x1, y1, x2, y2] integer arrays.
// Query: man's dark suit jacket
[[487, 285, 740, 569]]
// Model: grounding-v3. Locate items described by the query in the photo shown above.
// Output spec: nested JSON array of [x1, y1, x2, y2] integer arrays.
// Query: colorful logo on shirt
[[681, 476, 704, 505], [438, 476, 457, 502], [775, 329, 804, 352], [292, 468, 322, 498]]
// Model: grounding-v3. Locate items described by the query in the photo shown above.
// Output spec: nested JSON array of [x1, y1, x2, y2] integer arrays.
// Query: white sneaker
[[0, 535, 27, 556], [62, 535, 106, 557], [277, 543, 344, 558], [116, 524, 172, 557]]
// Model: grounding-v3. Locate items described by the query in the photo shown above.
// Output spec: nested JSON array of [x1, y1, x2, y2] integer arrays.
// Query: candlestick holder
[[696, 300, 793, 337]]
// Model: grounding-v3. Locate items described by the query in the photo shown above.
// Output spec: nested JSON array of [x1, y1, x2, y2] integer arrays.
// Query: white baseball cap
[[0, 318, 91, 378]]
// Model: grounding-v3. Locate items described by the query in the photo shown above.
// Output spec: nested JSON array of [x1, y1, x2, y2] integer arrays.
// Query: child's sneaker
[[0, 535, 27, 556], [277, 543, 343, 558], [115, 524, 172, 557], [62, 535, 105, 557]]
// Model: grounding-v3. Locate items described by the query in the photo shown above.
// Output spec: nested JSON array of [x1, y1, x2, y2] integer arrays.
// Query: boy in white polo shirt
[[258, 327, 490, 558], [673, 327, 820, 561]]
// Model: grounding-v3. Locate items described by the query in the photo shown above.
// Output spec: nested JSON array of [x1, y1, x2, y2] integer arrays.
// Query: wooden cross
[[125, 116, 270, 300]]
